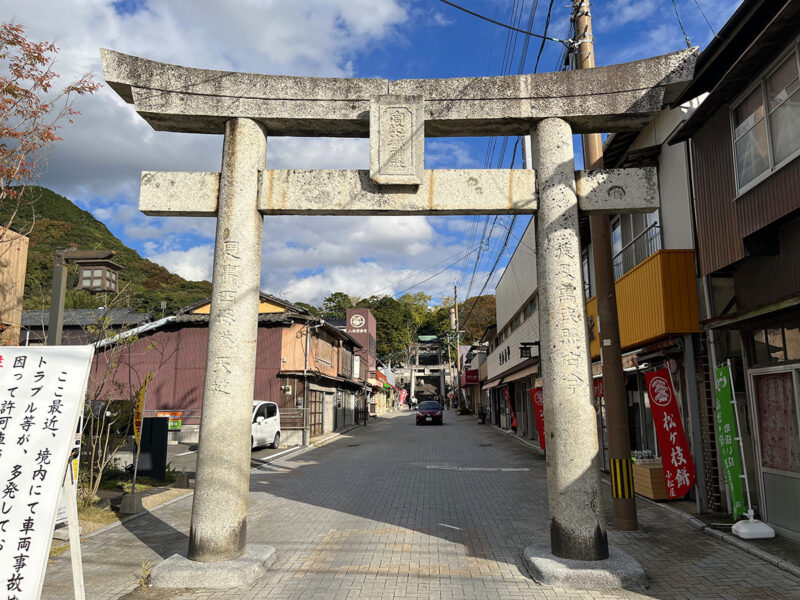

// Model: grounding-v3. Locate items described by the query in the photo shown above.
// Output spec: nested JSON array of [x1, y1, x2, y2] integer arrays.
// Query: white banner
[[0, 346, 94, 599]]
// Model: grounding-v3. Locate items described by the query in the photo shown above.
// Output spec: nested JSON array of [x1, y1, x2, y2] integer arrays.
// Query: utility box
[[137, 417, 169, 482]]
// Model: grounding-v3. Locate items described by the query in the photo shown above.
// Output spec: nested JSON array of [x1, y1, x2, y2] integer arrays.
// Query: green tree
[[357, 295, 413, 364], [460, 295, 496, 343], [321, 292, 355, 320], [295, 301, 321, 317]]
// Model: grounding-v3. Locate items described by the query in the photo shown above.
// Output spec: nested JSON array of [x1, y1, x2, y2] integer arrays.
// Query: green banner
[[714, 364, 745, 519]]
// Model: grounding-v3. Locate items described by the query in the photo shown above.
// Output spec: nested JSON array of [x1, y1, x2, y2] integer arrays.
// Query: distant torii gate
[[102, 47, 696, 583]]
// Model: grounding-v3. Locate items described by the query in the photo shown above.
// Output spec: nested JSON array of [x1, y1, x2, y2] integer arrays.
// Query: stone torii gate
[[102, 47, 695, 587]]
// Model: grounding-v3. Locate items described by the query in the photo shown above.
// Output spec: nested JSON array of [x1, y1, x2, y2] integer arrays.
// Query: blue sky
[[2, 0, 741, 306]]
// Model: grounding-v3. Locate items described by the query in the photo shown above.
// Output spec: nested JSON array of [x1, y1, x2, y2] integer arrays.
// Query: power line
[[693, 0, 718, 37], [363, 245, 477, 298], [391, 247, 479, 298], [437, 0, 569, 45], [671, 0, 692, 48], [533, 0, 555, 73]]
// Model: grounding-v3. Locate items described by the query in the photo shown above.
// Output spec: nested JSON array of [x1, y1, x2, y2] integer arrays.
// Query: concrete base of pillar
[[149, 544, 276, 589], [523, 544, 647, 590]]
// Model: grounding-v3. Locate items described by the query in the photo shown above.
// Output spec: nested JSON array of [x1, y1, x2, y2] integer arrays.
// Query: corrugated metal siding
[[736, 154, 800, 238], [691, 105, 743, 275], [255, 327, 282, 402], [735, 214, 800, 309], [587, 250, 700, 358]]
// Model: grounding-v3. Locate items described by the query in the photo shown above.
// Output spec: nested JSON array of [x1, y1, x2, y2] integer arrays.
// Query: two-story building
[[670, 0, 800, 540], [92, 292, 363, 445]]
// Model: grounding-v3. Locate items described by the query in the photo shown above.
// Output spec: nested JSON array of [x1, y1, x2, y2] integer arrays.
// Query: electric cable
[[693, 0, 718, 37], [437, 0, 569, 45], [671, 0, 692, 48], [392, 247, 479, 298]]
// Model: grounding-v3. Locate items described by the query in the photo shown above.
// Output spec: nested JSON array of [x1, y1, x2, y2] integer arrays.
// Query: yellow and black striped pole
[[611, 458, 634, 499]]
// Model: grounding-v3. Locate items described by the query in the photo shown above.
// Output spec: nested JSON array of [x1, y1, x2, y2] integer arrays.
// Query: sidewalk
[[486, 419, 800, 578], [42, 411, 799, 599]]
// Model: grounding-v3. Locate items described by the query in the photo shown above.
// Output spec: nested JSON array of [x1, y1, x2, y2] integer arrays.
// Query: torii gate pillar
[[532, 118, 607, 560], [189, 118, 266, 562]]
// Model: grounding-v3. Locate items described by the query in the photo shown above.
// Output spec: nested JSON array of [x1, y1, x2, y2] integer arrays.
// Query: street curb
[[77, 442, 317, 541], [79, 489, 195, 540], [486, 422, 545, 455], [267, 422, 367, 465], [482, 421, 800, 580]]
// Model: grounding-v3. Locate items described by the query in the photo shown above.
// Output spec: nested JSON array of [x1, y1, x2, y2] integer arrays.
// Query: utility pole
[[453, 285, 462, 412], [46, 248, 69, 346], [574, 0, 638, 530]]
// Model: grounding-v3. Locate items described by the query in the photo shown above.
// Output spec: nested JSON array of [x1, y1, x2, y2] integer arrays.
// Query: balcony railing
[[612, 223, 662, 279]]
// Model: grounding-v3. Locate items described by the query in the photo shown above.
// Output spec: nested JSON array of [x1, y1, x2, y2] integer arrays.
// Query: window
[[266, 403, 277, 418], [753, 372, 800, 473], [524, 294, 537, 319], [732, 47, 800, 192]]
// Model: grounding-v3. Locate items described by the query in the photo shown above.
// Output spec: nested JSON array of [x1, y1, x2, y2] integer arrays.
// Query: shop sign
[[593, 377, 604, 399], [461, 369, 479, 385], [530, 387, 546, 449], [501, 386, 517, 428], [0, 346, 94, 599], [645, 368, 695, 499], [156, 411, 183, 431], [714, 364, 745, 519]]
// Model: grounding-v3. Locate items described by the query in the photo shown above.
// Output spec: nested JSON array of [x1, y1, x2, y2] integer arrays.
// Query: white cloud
[[146, 245, 214, 281]]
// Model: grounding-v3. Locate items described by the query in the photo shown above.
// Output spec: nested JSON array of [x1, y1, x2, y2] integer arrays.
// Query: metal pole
[[303, 321, 311, 446], [454, 285, 462, 412], [726, 359, 755, 516], [574, 0, 638, 531]]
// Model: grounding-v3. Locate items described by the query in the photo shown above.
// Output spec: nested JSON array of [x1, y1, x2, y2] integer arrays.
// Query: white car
[[251, 401, 281, 450]]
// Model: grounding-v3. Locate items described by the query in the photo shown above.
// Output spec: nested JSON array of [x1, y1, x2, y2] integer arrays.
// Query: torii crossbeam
[[102, 47, 696, 586]]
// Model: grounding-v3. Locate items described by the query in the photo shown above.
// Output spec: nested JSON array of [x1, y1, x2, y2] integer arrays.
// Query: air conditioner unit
[[281, 385, 292, 394]]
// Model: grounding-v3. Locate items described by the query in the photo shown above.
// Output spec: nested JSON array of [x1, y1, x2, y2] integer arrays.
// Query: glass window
[[733, 87, 770, 188], [266, 403, 277, 418], [767, 329, 787, 363], [93, 268, 102, 276], [82, 268, 92, 279], [611, 219, 622, 257], [785, 327, 800, 361], [92, 278, 102, 287], [767, 55, 800, 164], [111, 271, 117, 281], [81, 279, 91, 288], [750, 330, 771, 365], [753, 372, 800, 473]]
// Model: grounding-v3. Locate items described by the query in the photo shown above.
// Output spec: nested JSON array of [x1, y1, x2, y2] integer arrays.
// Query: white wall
[[495, 219, 537, 330]]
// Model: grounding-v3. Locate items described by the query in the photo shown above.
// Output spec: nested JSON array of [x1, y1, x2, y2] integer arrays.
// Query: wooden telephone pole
[[574, 0, 638, 530]]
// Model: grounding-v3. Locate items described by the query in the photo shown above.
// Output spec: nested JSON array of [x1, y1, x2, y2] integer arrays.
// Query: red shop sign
[[645, 368, 695, 499], [593, 377, 604, 399], [530, 387, 546, 449]]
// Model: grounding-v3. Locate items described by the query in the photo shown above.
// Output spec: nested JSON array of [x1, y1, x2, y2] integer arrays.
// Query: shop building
[[93, 293, 363, 445], [669, 0, 800, 540]]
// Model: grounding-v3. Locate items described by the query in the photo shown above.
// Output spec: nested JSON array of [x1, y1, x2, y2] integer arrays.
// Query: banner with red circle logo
[[530, 387, 546, 449], [645, 368, 695, 499]]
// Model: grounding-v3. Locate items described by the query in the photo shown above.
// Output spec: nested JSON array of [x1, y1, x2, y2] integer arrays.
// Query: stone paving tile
[[42, 411, 800, 599]]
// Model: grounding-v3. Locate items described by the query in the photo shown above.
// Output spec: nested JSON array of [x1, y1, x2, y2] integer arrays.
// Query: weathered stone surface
[[260, 170, 535, 215], [140, 171, 220, 216], [149, 544, 276, 588], [532, 118, 608, 561], [576, 167, 658, 214], [188, 118, 265, 563], [524, 544, 647, 590], [369, 95, 424, 185], [139, 169, 537, 215], [102, 48, 697, 136]]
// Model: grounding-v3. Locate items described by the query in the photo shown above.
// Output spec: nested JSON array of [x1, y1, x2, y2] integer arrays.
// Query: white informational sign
[[0, 346, 94, 599]]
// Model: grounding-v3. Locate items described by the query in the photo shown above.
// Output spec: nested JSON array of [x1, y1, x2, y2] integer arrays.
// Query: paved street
[[43, 411, 800, 599], [166, 441, 294, 483]]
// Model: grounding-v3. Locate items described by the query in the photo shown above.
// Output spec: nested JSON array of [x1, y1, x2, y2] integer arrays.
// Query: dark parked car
[[416, 400, 443, 426]]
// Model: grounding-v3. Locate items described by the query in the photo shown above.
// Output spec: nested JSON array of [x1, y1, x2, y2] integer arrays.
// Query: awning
[[482, 379, 503, 390], [503, 364, 539, 383]]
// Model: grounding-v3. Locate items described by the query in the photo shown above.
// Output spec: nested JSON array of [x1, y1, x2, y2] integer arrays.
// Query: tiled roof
[[21, 309, 152, 328]]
